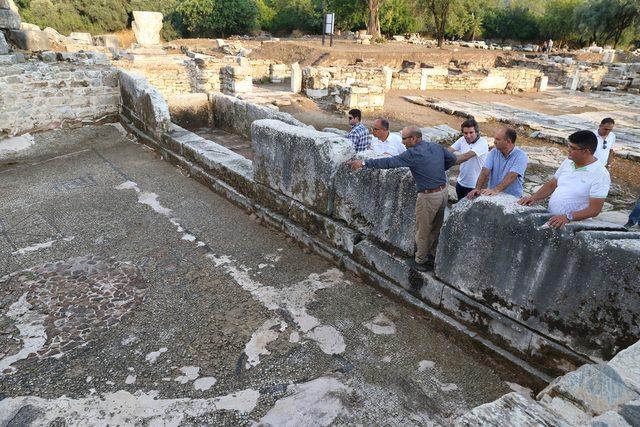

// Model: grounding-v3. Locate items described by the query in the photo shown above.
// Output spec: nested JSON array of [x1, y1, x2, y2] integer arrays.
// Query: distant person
[[369, 117, 406, 157], [624, 196, 640, 229], [447, 118, 489, 200], [593, 117, 616, 168], [349, 125, 456, 272], [347, 108, 370, 152], [519, 130, 610, 229], [542, 40, 548, 54], [467, 128, 528, 199], [547, 38, 553, 54]]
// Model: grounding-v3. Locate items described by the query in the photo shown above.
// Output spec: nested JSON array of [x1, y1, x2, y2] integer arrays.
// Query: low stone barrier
[[436, 195, 640, 362], [209, 93, 307, 139], [116, 72, 640, 381], [0, 53, 119, 138], [118, 69, 171, 139]]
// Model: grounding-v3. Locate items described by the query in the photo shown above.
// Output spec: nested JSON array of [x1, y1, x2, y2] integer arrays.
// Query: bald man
[[350, 125, 456, 272]]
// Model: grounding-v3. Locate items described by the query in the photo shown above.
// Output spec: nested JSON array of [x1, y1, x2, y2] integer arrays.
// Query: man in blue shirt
[[468, 127, 528, 199], [347, 108, 370, 152], [350, 125, 457, 272]]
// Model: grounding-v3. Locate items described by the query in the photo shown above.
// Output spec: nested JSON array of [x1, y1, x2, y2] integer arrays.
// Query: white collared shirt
[[370, 132, 406, 157], [592, 130, 616, 165], [548, 159, 610, 215], [450, 136, 489, 188]]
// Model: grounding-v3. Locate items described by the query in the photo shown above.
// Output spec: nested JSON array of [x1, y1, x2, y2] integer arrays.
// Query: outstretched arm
[[519, 179, 557, 205]]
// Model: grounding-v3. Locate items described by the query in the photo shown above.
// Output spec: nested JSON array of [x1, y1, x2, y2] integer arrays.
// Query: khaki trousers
[[414, 188, 447, 264]]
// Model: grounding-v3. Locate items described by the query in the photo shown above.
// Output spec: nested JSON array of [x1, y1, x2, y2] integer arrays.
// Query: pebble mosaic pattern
[[0, 255, 147, 373]]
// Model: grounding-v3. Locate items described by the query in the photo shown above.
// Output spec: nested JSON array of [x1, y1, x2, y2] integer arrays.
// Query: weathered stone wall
[[113, 56, 194, 98], [117, 72, 639, 380], [503, 57, 608, 90], [209, 92, 308, 139], [304, 65, 544, 95], [436, 195, 640, 362], [118, 69, 171, 139], [0, 53, 119, 137]]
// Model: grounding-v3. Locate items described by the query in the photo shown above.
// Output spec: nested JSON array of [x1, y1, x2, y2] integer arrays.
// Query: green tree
[[379, 0, 418, 35], [425, 0, 457, 47], [177, 0, 259, 37], [538, 0, 583, 47], [268, 0, 321, 34], [483, 4, 539, 42]]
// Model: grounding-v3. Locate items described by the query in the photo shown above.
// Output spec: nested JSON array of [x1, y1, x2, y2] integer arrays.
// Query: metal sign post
[[323, 13, 335, 47]]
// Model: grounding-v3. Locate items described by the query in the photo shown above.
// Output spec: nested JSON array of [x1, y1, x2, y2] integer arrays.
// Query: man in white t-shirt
[[593, 117, 616, 168], [447, 118, 489, 200], [519, 130, 610, 228], [369, 117, 406, 157]]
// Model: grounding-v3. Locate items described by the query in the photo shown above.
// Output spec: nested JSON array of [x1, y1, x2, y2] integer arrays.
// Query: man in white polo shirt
[[447, 118, 489, 200], [518, 130, 610, 228], [593, 117, 616, 168], [369, 117, 406, 157]]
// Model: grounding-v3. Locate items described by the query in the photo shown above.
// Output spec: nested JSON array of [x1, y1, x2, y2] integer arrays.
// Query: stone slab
[[0, 31, 8, 54], [609, 341, 640, 394], [455, 392, 573, 426], [539, 364, 639, 416], [0, 8, 20, 30], [118, 70, 171, 138], [619, 399, 640, 426], [132, 11, 162, 46], [251, 119, 354, 215], [333, 163, 416, 256], [353, 239, 411, 289], [435, 195, 640, 360], [8, 30, 50, 51]]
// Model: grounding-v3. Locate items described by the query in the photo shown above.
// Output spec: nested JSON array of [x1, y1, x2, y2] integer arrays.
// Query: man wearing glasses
[[593, 117, 616, 169], [518, 130, 610, 229], [369, 117, 406, 157], [347, 108, 370, 152], [349, 125, 456, 272]]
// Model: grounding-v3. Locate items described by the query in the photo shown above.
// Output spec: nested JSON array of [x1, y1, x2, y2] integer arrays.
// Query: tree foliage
[[12, 0, 640, 49]]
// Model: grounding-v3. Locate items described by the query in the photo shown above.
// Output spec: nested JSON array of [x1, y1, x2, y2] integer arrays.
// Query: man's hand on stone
[[548, 214, 569, 229], [467, 189, 481, 199], [349, 160, 364, 171], [518, 196, 536, 206], [481, 188, 500, 196]]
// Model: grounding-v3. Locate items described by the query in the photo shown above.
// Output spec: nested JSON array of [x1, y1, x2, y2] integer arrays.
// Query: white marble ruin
[[131, 11, 163, 47]]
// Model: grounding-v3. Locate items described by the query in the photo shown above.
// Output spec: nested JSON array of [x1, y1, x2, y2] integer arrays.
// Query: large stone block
[[455, 392, 572, 426], [0, 8, 20, 30], [68, 32, 93, 45], [132, 11, 163, 46], [118, 70, 171, 138], [8, 30, 50, 51], [94, 34, 120, 49], [291, 62, 302, 93], [43, 27, 65, 44], [435, 195, 640, 360], [210, 93, 307, 139], [0, 31, 8, 54], [539, 364, 639, 416], [609, 341, 640, 394], [619, 399, 640, 426], [251, 119, 354, 215], [333, 164, 417, 256]]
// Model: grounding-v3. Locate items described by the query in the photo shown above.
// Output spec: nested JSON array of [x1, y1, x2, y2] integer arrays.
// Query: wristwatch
[[566, 212, 573, 222]]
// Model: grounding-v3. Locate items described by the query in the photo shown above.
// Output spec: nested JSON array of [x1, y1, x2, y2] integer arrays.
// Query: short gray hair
[[405, 125, 422, 138]]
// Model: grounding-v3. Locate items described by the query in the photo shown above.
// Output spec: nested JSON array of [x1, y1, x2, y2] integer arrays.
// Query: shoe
[[624, 221, 635, 229], [408, 259, 433, 272]]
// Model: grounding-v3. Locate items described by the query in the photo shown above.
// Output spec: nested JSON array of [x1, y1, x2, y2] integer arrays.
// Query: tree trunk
[[368, 0, 381, 38]]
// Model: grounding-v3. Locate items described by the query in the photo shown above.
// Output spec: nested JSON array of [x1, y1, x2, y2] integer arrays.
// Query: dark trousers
[[629, 197, 640, 225], [456, 182, 474, 201]]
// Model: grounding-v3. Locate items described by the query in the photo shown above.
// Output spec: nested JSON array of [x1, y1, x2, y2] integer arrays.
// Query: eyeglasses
[[402, 135, 413, 141], [567, 144, 587, 152], [370, 127, 382, 132]]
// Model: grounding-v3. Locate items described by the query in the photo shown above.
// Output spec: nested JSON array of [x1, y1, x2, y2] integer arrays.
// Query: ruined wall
[[504, 57, 608, 90], [0, 53, 119, 137], [436, 196, 640, 362], [117, 72, 639, 379], [113, 56, 194, 98], [209, 92, 308, 139], [304, 65, 544, 95]]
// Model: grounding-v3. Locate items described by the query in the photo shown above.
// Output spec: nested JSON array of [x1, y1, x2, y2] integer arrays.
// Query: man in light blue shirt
[[468, 128, 528, 199]]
